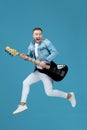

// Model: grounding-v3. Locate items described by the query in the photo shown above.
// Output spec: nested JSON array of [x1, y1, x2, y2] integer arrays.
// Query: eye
[[35, 33, 38, 36]]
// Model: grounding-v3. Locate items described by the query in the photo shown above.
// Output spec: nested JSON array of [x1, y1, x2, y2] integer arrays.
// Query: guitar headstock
[[5, 46, 19, 56]]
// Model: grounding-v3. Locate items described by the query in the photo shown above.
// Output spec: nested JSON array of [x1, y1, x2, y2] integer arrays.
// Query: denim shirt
[[27, 39, 58, 63]]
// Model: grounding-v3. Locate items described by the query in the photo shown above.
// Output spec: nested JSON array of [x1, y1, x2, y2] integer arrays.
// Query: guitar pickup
[[57, 65, 65, 69]]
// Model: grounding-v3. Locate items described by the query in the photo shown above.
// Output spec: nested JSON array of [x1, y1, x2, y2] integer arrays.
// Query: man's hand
[[39, 61, 46, 68], [20, 54, 28, 59]]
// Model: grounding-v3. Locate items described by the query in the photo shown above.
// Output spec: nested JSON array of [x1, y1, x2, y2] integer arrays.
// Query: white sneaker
[[13, 104, 28, 115], [68, 92, 76, 107]]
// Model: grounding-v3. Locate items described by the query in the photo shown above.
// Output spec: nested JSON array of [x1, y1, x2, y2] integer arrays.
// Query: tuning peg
[[5, 50, 8, 53], [5, 49, 7, 52]]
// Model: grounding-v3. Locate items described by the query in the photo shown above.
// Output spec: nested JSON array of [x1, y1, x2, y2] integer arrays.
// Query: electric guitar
[[5, 46, 68, 81]]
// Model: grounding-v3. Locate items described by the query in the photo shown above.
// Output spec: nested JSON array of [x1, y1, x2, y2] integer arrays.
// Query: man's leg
[[13, 71, 40, 114], [21, 71, 40, 103], [39, 73, 76, 107]]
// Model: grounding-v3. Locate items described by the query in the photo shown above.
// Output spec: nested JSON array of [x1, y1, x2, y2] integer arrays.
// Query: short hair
[[32, 27, 43, 33]]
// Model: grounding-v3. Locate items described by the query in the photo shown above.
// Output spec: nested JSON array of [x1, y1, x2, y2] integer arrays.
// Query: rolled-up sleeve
[[44, 39, 58, 62], [27, 44, 33, 57]]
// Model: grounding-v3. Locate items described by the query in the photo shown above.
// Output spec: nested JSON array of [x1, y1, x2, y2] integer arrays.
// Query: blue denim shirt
[[27, 39, 58, 63]]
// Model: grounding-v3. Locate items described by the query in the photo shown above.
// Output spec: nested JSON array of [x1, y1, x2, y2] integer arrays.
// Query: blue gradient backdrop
[[0, 0, 87, 130]]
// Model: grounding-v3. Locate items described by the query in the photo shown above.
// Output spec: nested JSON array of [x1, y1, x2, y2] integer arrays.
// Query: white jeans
[[21, 71, 67, 103]]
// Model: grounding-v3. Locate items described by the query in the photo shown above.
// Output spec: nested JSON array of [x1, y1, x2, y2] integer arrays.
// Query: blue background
[[0, 0, 87, 130]]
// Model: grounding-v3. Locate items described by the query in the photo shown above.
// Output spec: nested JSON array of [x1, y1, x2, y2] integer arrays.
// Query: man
[[13, 27, 76, 114]]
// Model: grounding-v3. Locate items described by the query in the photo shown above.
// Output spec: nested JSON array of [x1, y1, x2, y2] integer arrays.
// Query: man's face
[[33, 30, 42, 43]]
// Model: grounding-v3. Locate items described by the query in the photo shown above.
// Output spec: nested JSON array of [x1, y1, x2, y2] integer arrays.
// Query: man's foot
[[13, 104, 28, 115], [68, 92, 76, 107]]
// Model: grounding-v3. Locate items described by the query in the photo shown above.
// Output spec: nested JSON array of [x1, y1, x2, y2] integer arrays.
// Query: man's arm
[[44, 39, 58, 62]]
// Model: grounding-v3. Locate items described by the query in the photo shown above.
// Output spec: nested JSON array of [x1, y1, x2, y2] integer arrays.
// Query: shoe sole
[[13, 108, 28, 115]]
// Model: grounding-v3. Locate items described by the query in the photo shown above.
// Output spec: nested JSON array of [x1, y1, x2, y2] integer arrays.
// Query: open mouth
[[36, 38, 41, 42], [36, 38, 40, 40]]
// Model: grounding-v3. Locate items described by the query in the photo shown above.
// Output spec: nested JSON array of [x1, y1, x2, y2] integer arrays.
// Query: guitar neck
[[18, 53, 50, 70], [5, 46, 50, 70]]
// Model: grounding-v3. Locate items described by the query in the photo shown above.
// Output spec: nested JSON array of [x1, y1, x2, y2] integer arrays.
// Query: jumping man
[[13, 27, 76, 114]]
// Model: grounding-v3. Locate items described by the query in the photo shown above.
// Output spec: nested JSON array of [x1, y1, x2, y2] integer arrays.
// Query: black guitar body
[[36, 61, 68, 81]]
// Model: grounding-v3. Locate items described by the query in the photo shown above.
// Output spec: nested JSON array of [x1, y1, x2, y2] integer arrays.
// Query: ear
[[32, 33, 34, 38]]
